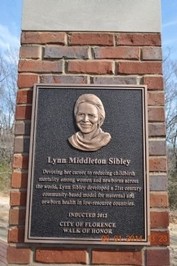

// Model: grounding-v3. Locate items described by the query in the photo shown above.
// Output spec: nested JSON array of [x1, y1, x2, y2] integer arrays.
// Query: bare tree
[[0, 49, 18, 163], [164, 58, 177, 150], [164, 53, 177, 208]]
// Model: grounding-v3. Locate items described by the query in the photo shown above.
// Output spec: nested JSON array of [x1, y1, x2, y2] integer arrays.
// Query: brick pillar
[[7, 1, 170, 265]]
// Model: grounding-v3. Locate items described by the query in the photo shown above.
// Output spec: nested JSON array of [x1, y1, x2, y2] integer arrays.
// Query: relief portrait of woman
[[68, 94, 111, 151]]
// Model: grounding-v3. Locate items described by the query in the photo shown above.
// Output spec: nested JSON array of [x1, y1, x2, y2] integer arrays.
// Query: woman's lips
[[80, 123, 92, 128]]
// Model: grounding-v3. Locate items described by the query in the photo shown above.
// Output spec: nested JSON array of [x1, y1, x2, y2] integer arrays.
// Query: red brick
[[148, 123, 166, 137], [149, 157, 167, 172], [150, 211, 169, 228], [69, 33, 114, 46], [18, 73, 39, 88], [117, 62, 162, 75], [20, 45, 41, 59], [13, 154, 29, 169], [143, 76, 164, 90], [15, 137, 27, 154], [9, 208, 26, 225], [150, 231, 169, 246], [40, 75, 87, 84], [148, 107, 165, 122], [92, 76, 137, 85], [7, 246, 31, 264], [16, 90, 32, 104], [18, 60, 63, 73], [148, 92, 164, 106], [145, 249, 170, 266], [10, 191, 27, 206], [149, 140, 166, 156], [35, 249, 86, 264], [92, 250, 142, 265], [68, 61, 113, 74], [44, 46, 88, 59], [11, 171, 28, 189], [117, 33, 161, 46], [8, 227, 24, 243], [150, 175, 168, 191], [14, 137, 30, 153], [15, 121, 31, 136], [142, 47, 162, 60], [15, 105, 32, 120], [93, 47, 139, 59], [150, 193, 169, 208], [21, 31, 66, 44]]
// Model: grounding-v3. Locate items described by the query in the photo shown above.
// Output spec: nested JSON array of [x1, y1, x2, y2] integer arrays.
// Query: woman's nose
[[83, 114, 89, 122]]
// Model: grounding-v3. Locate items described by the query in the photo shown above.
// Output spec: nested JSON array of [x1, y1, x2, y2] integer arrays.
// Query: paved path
[[0, 196, 9, 242]]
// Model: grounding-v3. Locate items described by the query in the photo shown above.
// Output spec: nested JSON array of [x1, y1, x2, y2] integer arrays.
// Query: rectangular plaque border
[[25, 84, 150, 245]]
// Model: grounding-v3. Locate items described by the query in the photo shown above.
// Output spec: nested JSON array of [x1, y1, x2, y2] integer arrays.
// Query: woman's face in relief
[[76, 102, 100, 134]]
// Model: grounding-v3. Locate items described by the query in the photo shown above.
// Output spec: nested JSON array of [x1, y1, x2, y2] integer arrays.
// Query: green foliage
[[0, 161, 11, 192]]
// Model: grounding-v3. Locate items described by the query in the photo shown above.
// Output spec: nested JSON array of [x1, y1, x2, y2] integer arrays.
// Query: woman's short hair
[[74, 94, 105, 126]]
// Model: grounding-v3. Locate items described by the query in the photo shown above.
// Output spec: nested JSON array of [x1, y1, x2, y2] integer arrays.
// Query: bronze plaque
[[25, 85, 149, 245]]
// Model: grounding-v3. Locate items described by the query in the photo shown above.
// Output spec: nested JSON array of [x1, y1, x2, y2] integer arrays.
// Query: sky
[[0, 0, 177, 60], [0, 0, 22, 54], [161, 0, 177, 59]]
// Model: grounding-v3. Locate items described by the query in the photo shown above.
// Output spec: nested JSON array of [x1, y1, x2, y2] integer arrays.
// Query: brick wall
[[7, 32, 170, 265]]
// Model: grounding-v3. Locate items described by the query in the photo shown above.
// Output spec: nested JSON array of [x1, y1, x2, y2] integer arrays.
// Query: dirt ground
[[170, 211, 177, 265], [0, 193, 177, 265]]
